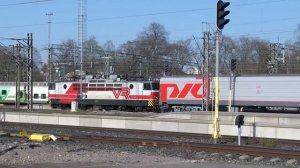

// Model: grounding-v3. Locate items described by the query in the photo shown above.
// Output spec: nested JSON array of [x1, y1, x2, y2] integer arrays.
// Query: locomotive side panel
[[81, 81, 159, 111], [160, 76, 206, 111], [126, 81, 159, 108], [48, 82, 85, 107], [82, 81, 128, 107]]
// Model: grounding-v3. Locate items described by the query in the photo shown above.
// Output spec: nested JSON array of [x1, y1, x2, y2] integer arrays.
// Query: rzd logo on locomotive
[[160, 83, 203, 102]]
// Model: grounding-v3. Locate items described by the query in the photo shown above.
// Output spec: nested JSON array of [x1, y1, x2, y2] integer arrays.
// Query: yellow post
[[213, 77, 221, 141], [213, 28, 221, 142]]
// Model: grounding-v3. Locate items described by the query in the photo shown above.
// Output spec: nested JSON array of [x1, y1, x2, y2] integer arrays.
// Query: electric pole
[[46, 13, 53, 83], [79, 0, 87, 99], [27, 33, 33, 111], [202, 31, 210, 112]]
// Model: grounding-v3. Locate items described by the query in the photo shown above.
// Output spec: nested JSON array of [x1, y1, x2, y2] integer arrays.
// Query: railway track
[[1, 122, 300, 160], [69, 135, 300, 160], [2, 122, 300, 146]]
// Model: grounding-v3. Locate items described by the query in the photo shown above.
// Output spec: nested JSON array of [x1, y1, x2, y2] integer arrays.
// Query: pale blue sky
[[0, 0, 299, 63]]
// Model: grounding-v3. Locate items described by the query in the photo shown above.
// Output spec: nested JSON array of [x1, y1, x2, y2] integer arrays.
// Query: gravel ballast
[[0, 137, 297, 168]]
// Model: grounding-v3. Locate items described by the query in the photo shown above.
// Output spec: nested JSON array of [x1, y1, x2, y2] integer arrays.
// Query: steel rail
[[2, 122, 300, 146], [68, 135, 300, 160], [2, 123, 300, 159]]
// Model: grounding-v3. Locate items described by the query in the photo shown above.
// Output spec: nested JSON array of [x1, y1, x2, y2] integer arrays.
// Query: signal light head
[[235, 115, 245, 127], [165, 65, 169, 73], [217, 0, 230, 30], [231, 59, 237, 71]]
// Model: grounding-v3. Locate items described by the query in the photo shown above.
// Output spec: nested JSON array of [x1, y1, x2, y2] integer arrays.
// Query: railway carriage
[[0, 82, 48, 104], [218, 76, 300, 109], [160, 75, 300, 112]]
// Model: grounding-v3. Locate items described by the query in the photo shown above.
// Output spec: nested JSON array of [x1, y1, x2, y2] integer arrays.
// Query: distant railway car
[[31, 82, 49, 104], [0, 82, 48, 104], [48, 82, 87, 108], [219, 76, 300, 109], [160, 75, 300, 112], [80, 79, 159, 111]]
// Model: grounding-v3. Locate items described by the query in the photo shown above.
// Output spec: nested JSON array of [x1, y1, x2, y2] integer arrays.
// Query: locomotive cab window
[[143, 83, 151, 90], [152, 82, 159, 90], [48, 83, 55, 90]]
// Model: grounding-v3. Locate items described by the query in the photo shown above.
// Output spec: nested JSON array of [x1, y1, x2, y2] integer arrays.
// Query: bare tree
[[286, 24, 300, 74], [233, 37, 270, 74], [167, 39, 195, 75], [119, 22, 197, 79], [136, 22, 169, 79], [83, 36, 103, 75], [219, 36, 237, 75]]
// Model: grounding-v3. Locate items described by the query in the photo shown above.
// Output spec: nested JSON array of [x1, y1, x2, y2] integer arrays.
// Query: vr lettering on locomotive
[[112, 87, 130, 99]]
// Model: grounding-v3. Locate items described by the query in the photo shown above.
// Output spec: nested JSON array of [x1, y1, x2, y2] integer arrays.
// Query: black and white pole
[[238, 124, 241, 145], [235, 115, 244, 146]]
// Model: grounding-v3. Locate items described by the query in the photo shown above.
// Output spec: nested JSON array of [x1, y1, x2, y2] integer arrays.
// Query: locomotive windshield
[[152, 82, 159, 90], [48, 83, 55, 90], [143, 82, 159, 90]]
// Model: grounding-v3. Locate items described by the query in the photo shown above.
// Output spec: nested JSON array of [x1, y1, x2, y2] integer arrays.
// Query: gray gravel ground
[[0, 137, 298, 168], [1, 122, 299, 151], [0, 162, 292, 168]]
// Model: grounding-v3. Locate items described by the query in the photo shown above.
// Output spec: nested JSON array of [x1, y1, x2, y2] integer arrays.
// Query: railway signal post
[[228, 59, 237, 112], [235, 115, 245, 145], [213, 0, 230, 142]]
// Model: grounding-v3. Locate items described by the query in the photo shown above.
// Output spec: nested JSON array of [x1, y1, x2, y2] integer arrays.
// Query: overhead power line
[[234, 0, 291, 7], [0, 0, 294, 28], [0, 0, 54, 7], [0, 0, 297, 40]]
